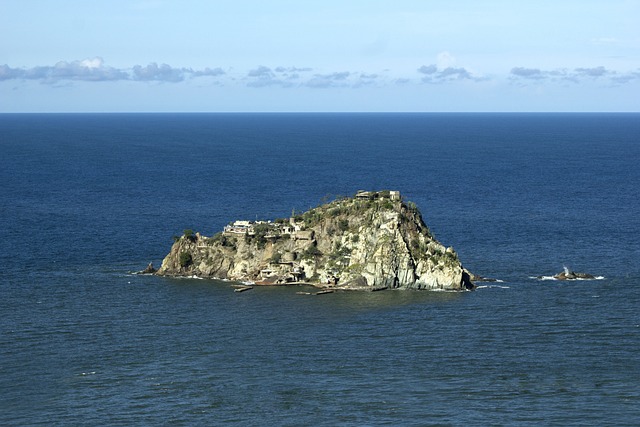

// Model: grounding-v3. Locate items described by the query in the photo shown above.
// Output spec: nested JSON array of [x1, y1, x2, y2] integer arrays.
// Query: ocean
[[1, 113, 639, 425]]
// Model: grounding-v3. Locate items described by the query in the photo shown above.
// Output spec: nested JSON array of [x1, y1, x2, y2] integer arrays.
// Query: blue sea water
[[1, 113, 639, 425]]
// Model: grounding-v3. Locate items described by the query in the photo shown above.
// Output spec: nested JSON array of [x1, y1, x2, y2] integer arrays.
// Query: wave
[[171, 275, 205, 280], [531, 275, 557, 281], [476, 285, 510, 289], [530, 275, 605, 281]]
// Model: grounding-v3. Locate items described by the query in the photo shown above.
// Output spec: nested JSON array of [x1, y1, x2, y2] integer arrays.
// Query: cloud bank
[[510, 66, 640, 84], [0, 58, 128, 83], [0, 57, 226, 83], [417, 64, 480, 83], [1, 57, 638, 89]]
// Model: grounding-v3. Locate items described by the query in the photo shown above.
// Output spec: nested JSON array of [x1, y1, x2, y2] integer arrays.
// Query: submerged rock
[[156, 191, 476, 291]]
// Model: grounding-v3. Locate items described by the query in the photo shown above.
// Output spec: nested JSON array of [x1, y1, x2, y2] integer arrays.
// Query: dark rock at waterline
[[466, 272, 498, 283], [553, 270, 596, 281], [136, 262, 157, 275]]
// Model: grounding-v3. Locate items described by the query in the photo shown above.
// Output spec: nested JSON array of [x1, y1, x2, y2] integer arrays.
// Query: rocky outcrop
[[134, 262, 157, 274], [553, 268, 596, 281], [156, 192, 475, 291]]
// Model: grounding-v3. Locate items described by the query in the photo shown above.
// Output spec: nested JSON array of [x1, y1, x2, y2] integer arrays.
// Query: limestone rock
[[156, 191, 476, 291]]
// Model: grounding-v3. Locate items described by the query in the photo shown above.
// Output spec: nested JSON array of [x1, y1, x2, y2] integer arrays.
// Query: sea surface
[[1, 113, 639, 425]]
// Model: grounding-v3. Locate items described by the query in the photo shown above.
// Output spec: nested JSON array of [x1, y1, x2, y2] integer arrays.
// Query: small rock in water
[[137, 262, 157, 274], [553, 269, 596, 280]]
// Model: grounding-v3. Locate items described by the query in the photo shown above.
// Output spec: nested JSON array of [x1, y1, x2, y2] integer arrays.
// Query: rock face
[[156, 192, 475, 291]]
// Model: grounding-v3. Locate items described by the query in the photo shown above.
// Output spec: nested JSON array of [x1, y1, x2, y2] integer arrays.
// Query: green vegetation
[[345, 263, 363, 274], [380, 200, 394, 210], [326, 225, 335, 236], [270, 252, 282, 264], [302, 209, 322, 227], [209, 232, 222, 243], [326, 243, 351, 270], [184, 229, 196, 242], [179, 251, 193, 268], [410, 239, 433, 260], [329, 245, 351, 261], [443, 250, 458, 267], [293, 193, 404, 231], [246, 223, 272, 249], [209, 232, 236, 249], [328, 207, 342, 217], [302, 245, 323, 260], [411, 238, 420, 251], [253, 223, 271, 235]]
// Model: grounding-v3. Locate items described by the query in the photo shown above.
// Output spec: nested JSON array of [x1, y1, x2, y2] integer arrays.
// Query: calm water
[[1, 113, 639, 425]]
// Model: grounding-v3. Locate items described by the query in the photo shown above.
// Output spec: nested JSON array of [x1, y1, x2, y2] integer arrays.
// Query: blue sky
[[1, 0, 639, 112]]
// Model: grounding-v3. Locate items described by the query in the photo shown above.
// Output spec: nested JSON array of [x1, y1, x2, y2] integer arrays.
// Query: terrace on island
[[223, 217, 305, 239], [356, 190, 401, 201]]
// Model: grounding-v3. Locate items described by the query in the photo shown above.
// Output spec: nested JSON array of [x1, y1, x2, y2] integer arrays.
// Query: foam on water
[[531, 275, 605, 281]]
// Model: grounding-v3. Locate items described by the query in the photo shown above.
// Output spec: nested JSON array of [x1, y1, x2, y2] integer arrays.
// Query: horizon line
[[2, 111, 639, 115]]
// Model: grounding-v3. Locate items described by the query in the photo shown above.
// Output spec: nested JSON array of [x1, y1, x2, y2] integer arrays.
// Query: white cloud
[[436, 51, 456, 69], [1, 57, 129, 83], [417, 64, 479, 83], [80, 58, 104, 69]]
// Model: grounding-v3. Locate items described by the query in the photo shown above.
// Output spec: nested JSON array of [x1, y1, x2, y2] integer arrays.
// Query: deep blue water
[[1, 113, 639, 425]]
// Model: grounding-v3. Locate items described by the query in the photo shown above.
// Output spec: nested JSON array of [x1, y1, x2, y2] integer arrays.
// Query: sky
[[1, 0, 639, 112]]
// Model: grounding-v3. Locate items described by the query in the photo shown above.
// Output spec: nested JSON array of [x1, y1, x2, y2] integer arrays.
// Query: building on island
[[356, 190, 401, 201], [224, 220, 255, 235], [223, 217, 306, 239]]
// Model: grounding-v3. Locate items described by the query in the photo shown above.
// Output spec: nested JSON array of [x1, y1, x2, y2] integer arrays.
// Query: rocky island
[[156, 191, 475, 291]]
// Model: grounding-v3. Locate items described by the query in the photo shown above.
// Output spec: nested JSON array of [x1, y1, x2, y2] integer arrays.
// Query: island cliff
[[156, 191, 475, 291]]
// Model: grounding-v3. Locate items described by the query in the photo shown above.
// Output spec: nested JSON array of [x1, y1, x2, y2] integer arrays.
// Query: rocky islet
[[155, 191, 476, 291]]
